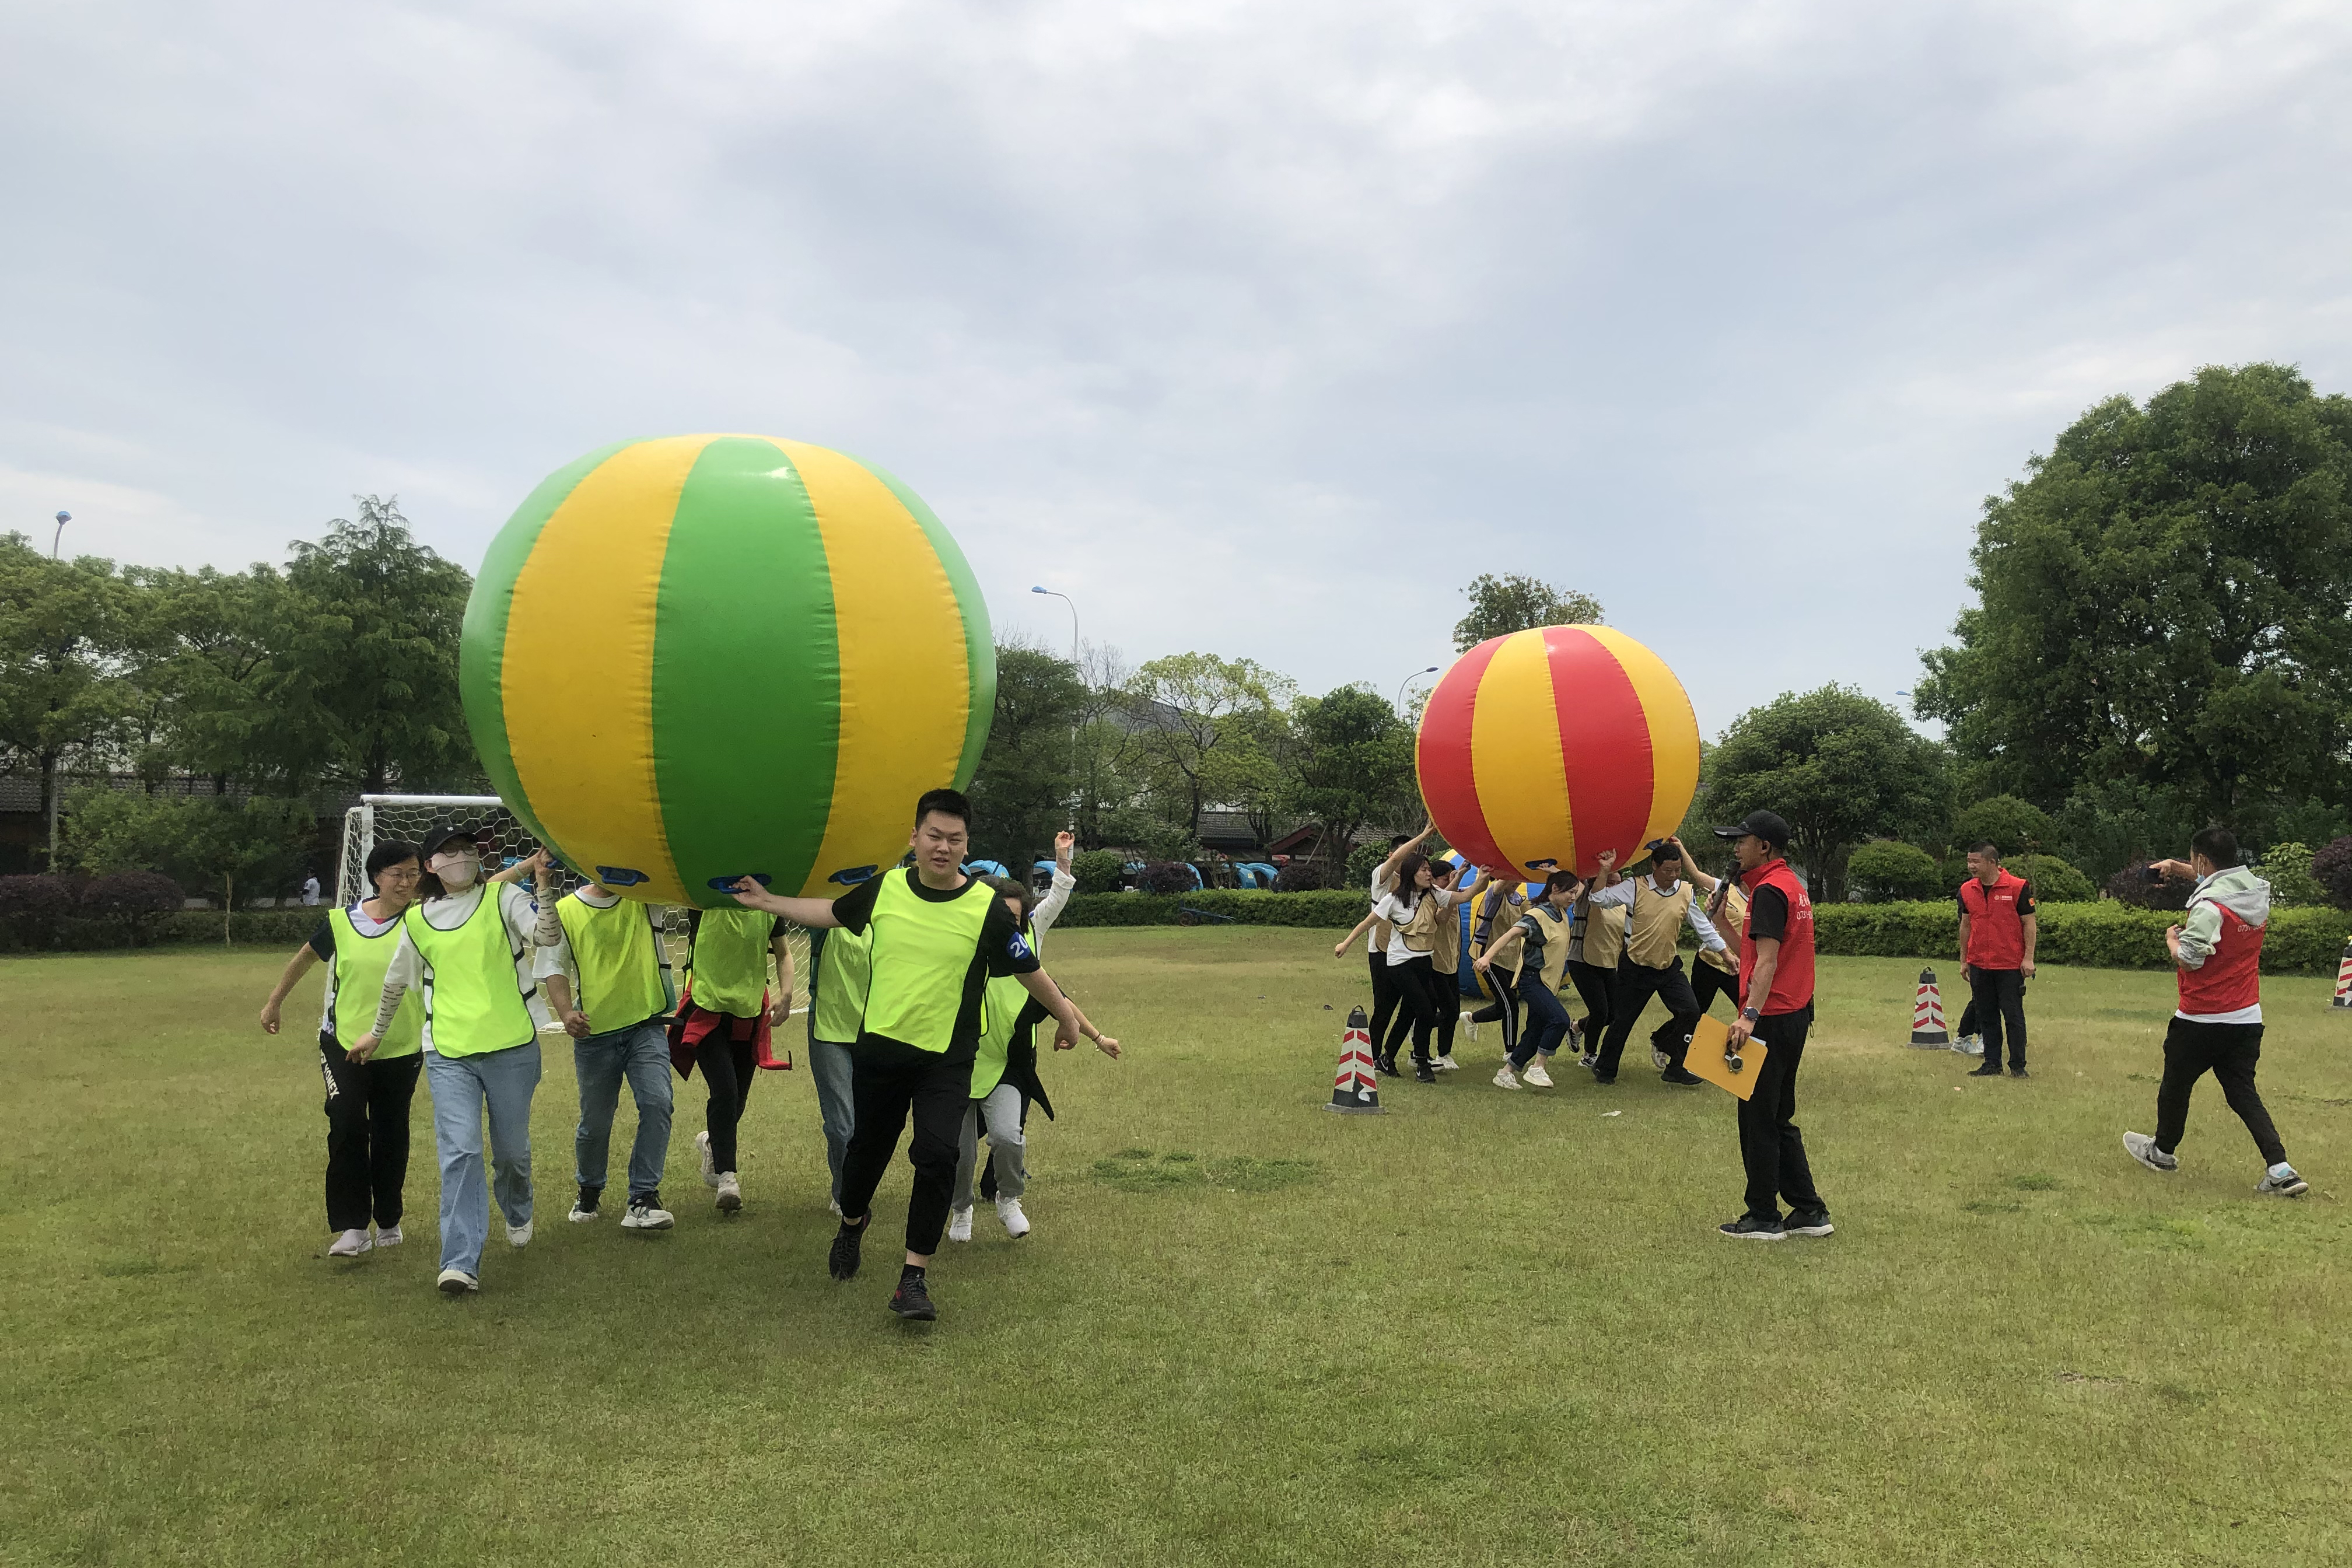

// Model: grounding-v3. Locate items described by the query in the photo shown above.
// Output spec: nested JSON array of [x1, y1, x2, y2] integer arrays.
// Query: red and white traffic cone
[[1325, 1006, 1384, 1114], [1909, 968, 1951, 1046], [2333, 939, 2352, 1010]]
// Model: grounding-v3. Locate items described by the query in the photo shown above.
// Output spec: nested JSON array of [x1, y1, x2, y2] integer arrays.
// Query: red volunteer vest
[[1959, 870, 2029, 968], [2178, 902, 2263, 1016], [1737, 859, 1815, 1016]]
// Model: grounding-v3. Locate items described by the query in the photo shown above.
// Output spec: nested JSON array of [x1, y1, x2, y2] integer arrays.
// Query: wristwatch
[[1740, 1006, 1761, 1021]]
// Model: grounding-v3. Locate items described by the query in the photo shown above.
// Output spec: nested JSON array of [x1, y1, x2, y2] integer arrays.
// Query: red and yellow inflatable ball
[[1416, 625, 1701, 881]]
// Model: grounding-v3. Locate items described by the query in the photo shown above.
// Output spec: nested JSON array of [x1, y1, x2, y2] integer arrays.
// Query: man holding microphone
[[1709, 811, 1832, 1242]]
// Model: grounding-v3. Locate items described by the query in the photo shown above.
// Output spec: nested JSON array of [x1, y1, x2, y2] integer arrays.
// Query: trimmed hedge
[[0, 907, 325, 955], [1052, 892, 2352, 976], [1056, 890, 1368, 929], [1811, 901, 2352, 977]]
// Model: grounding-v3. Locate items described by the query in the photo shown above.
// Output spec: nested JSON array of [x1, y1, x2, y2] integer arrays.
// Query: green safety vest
[[326, 904, 423, 1058], [811, 923, 871, 1044], [402, 887, 537, 1059], [972, 918, 1041, 1098], [555, 893, 674, 1032], [860, 870, 994, 1055], [688, 907, 773, 1019]]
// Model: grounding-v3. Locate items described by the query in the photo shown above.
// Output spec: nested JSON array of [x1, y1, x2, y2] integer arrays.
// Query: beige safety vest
[[1625, 878, 1695, 969]]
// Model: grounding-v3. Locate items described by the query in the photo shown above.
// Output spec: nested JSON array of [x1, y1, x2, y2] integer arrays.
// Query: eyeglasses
[[377, 868, 422, 883]]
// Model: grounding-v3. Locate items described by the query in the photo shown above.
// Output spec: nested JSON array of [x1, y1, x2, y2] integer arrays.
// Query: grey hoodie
[[2176, 865, 2271, 970]]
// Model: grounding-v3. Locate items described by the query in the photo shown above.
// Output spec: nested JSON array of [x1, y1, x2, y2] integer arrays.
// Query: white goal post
[[334, 794, 810, 1017]]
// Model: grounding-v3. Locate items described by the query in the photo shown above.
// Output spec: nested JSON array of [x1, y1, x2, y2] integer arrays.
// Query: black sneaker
[[2008, 1066, 2029, 1079], [827, 1217, 866, 1280], [1968, 1063, 2005, 1077], [1784, 1208, 1834, 1237], [1718, 1214, 1786, 1241], [889, 1272, 937, 1321], [1591, 1073, 1618, 1086], [1414, 1059, 1437, 1084], [1661, 1068, 1703, 1086], [1375, 1055, 1399, 1077]]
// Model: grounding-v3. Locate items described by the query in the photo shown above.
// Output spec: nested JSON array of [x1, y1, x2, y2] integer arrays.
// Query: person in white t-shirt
[[1367, 850, 1482, 1083]]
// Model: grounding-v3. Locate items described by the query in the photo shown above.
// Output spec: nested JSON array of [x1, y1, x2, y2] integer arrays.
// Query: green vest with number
[[556, 893, 673, 1032], [811, 923, 872, 1045], [327, 905, 423, 1058], [861, 871, 994, 1055], [402, 888, 536, 1058], [690, 907, 774, 1019], [972, 918, 1040, 1098]]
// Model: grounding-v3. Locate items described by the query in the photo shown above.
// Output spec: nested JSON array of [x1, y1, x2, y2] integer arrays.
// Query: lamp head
[[55, 510, 70, 524]]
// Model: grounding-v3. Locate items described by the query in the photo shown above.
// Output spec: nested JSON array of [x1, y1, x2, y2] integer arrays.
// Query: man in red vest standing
[[1707, 810, 1831, 1242], [2124, 827, 2308, 1196], [1957, 841, 2038, 1079]]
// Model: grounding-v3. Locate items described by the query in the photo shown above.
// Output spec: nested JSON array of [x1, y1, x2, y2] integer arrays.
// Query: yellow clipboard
[[1685, 1014, 1769, 1101]]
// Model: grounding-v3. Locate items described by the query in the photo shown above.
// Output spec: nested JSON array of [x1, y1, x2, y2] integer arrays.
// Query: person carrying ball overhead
[[538, 876, 680, 1233]]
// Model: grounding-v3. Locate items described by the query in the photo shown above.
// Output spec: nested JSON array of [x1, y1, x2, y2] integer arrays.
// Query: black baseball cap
[[419, 825, 490, 861], [1713, 810, 1791, 850]]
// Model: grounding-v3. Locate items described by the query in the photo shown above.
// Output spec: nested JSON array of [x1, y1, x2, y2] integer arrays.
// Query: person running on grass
[[671, 905, 795, 1216], [1650, 844, 1746, 1067], [354, 829, 561, 1296], [950, 864, 1118, 1244], [539, 877, 680, 1233], [1585, 841, 1730, 1087], [1474, 871, 1587, 1090], [1563, 881, 1625, 1069], [728, 789, 1116, 1322], [802, 918, 868, 1217], [1364, 851, 1484, 1083], [2123, 827, 2308, 1197], [260, 839, 428, 1259]]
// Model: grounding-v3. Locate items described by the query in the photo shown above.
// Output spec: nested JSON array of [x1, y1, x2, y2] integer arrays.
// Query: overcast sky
[[6, 1, 2348, 739]]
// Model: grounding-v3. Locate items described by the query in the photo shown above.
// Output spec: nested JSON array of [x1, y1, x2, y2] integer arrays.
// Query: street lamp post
[[1032, 586, 1082, 832], [52, 510, 70, 560], [1394, 666, 1439, 719]]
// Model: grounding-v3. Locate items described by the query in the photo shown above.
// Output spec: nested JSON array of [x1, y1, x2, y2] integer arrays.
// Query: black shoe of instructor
[[1968, 1062, 2004, 1077]]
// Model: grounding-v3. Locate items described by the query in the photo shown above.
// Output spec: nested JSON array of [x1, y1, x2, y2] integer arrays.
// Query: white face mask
[[431, 852, 481, 891]]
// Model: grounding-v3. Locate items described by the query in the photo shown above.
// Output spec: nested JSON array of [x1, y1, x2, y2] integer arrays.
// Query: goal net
[[334, 794, 810, 1020]]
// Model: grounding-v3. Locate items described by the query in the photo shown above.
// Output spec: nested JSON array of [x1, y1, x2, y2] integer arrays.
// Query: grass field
[[5, 930, 2349, 1567]]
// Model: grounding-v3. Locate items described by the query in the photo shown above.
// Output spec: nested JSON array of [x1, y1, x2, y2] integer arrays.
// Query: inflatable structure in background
[[460, 435, 994, 907], [1415, 625, 1700, 881]]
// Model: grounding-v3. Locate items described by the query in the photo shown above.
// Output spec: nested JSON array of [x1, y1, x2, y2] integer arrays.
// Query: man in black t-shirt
[[730, 788, 1116, 1321]]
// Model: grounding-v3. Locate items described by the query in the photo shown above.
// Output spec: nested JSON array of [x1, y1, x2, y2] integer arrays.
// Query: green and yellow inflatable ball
[[460, 435, 995, 907]]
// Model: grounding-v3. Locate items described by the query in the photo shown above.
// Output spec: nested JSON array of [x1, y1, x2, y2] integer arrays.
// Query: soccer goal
[[334, 794, 810, 1014]]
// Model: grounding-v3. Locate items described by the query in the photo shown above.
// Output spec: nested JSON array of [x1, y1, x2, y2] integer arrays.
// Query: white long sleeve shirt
[[1587, 873, 1728, 955], [1032, 865, 1076, 942]]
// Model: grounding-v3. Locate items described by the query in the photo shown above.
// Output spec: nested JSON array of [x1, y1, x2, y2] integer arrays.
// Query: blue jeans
[[808, 1037, 855, 1204], [573, 1019, 674, 1200], [1514, 975, 1572, 1068], [425, 1041, 542, 1275]]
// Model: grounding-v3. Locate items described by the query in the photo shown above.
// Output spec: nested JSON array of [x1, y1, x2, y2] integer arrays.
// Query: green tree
[[1121, 653, 1291, 847], [1451, 573, 1605, 652], [1952, 794, 2050, 859], [1916, 363, 2352, 833], [121, 564, 310, 790], [0, 536, 142, 867], [1284, 685, 1416, 875], [1708, 686, 1951, 902], [967, 640, 1087, 869], [61, 788, 316, 942], [283, 497, 477, 793], [1847, 841, 1942, 902]]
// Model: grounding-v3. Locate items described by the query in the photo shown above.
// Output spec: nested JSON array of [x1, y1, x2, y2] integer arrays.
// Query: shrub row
[[0, 907, 324, 955], [1812, 901, 2352, 976], [1054, 892, 2352, 975]]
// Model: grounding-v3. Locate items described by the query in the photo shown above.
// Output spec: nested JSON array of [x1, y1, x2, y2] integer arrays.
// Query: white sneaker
[[696, 1130, 719, 1189], [828, 1196, 844, 1217], [328, 1228, 372, 1257], [1955, 1034, 1984, 1056], [1524, 1059, 1554, 1088], [374, 1224, 404, 1248], [1577, 1052, 1598, 1069], [567, 1200, 600, 1223], [436, 1268, 479, 1295], [506, 1220, 533, 1248], [621, 1198, 674, 1231], [2122, 1132, 2178, 1174], [996, 1196, 1031, 1238], [948, 1206, 974, 1243], [1651, 1046, 1671, 1070], [1493, 1065, 1522, 1090], [1436, 1054, 1461, 1072], [715, 1172, 743, 1213]]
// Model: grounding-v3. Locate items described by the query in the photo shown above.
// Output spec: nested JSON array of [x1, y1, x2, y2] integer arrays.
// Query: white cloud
[[4, 0, 2348, 737]]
